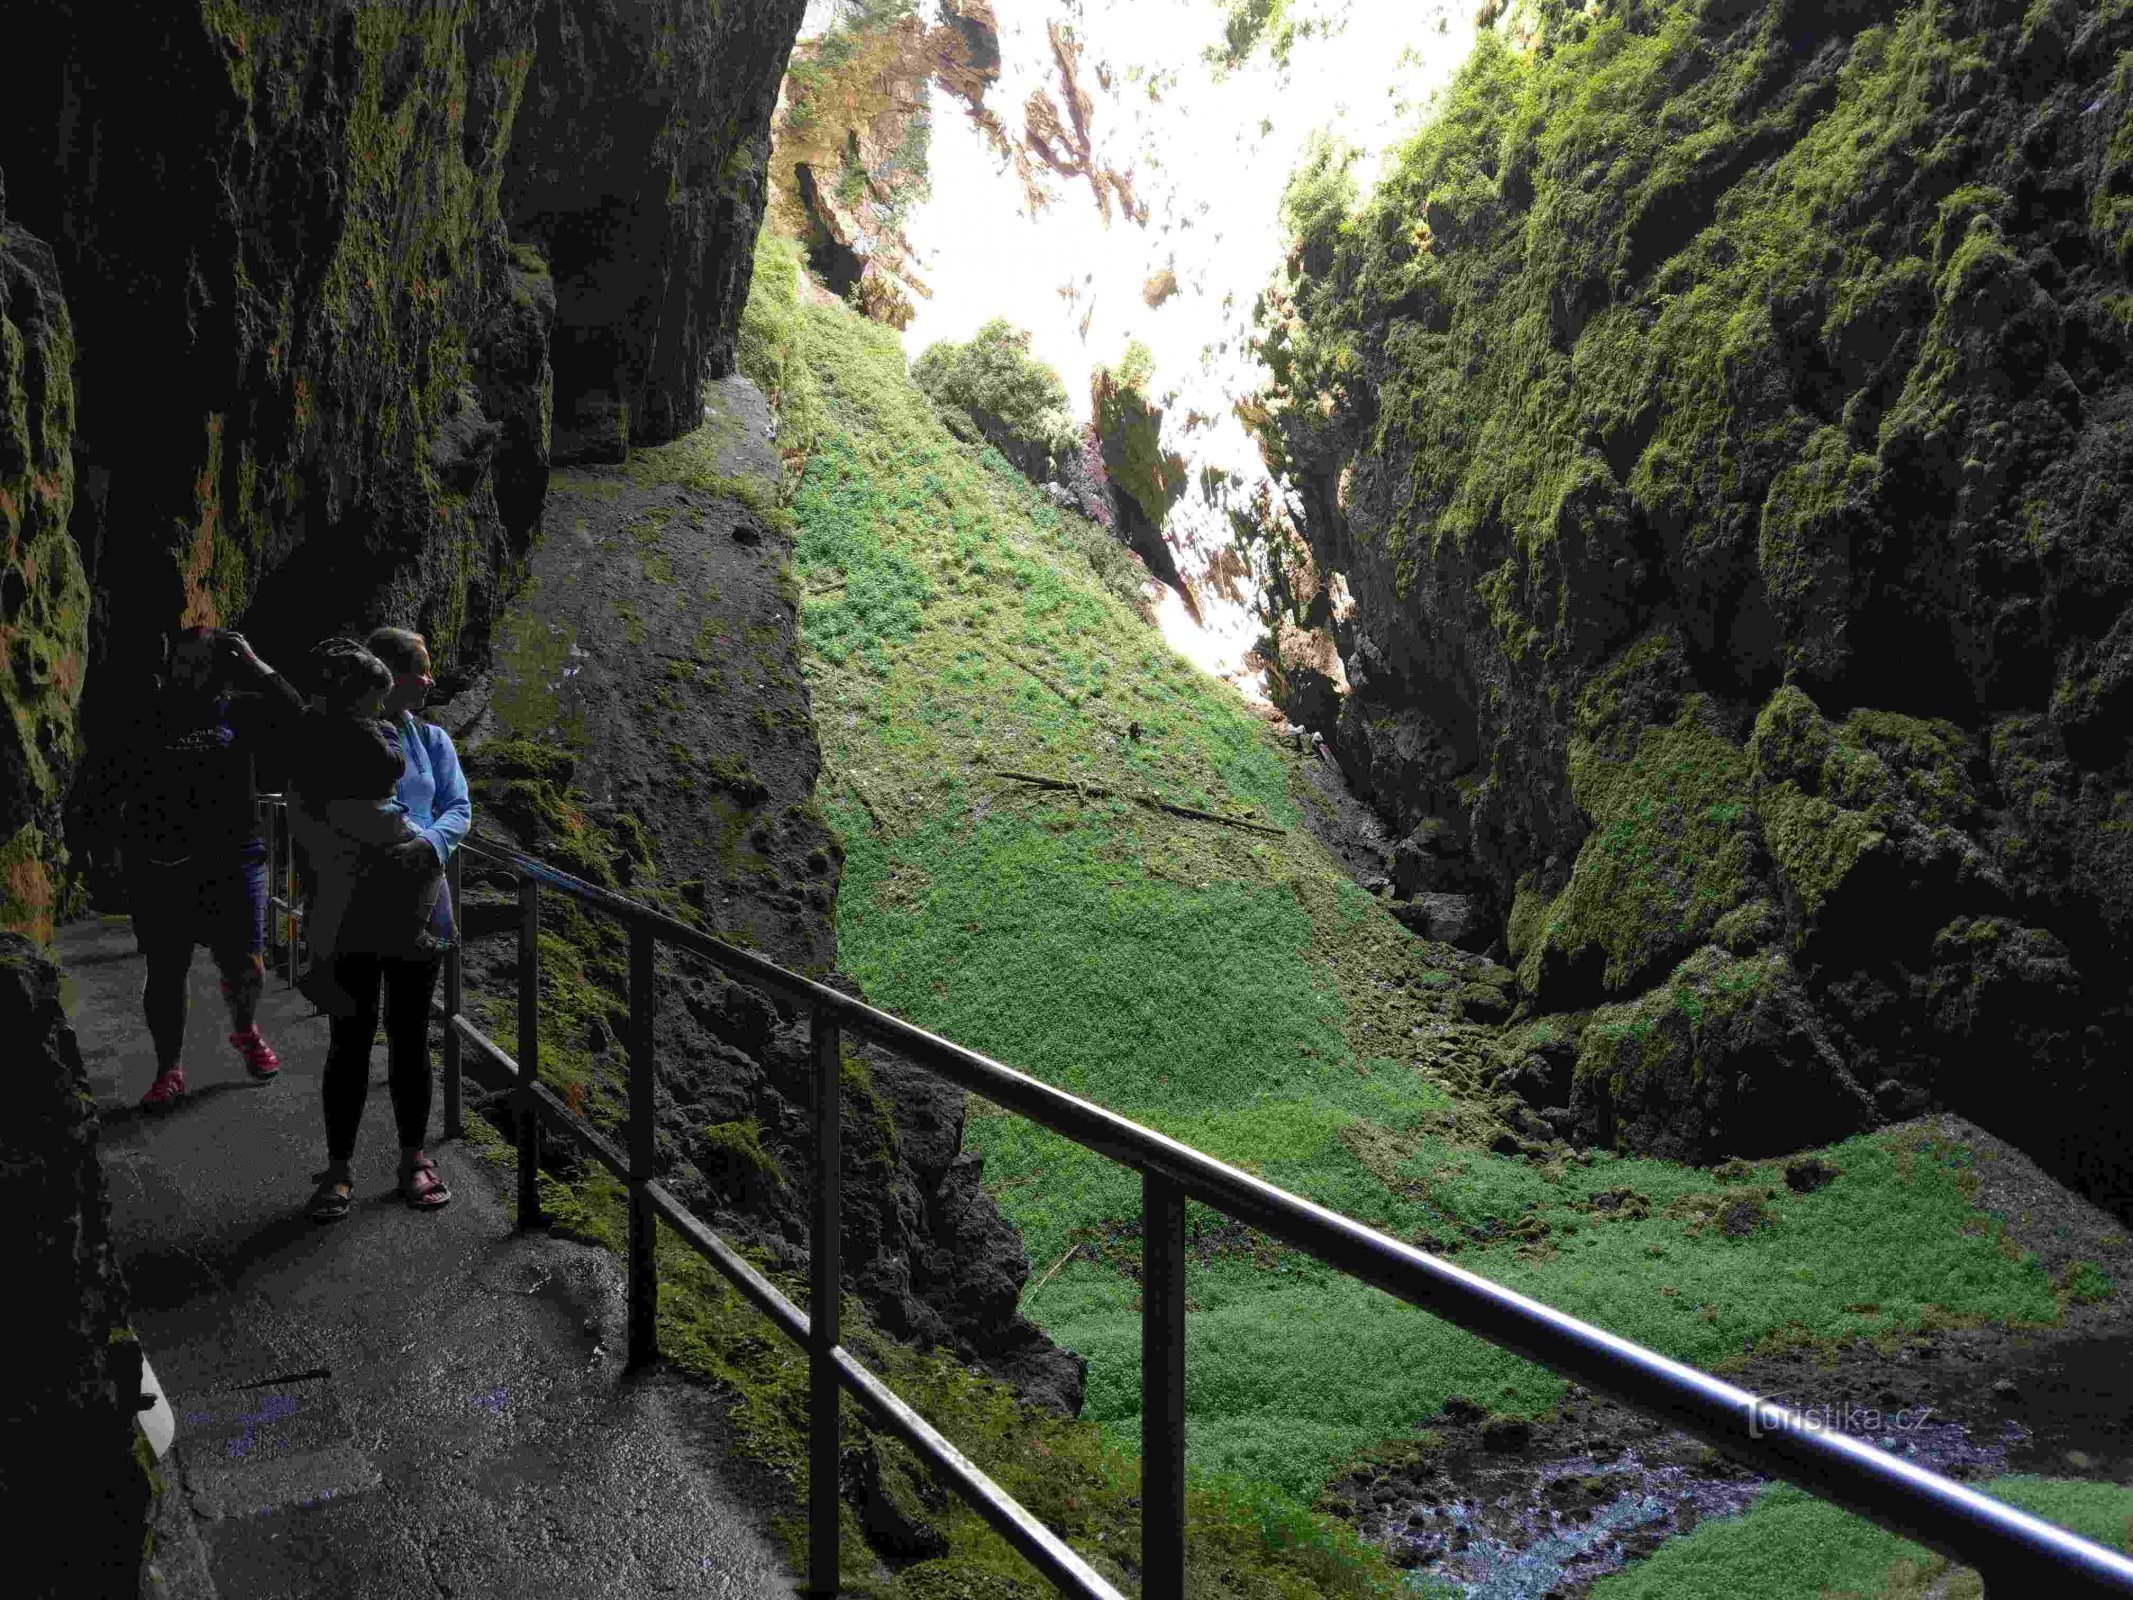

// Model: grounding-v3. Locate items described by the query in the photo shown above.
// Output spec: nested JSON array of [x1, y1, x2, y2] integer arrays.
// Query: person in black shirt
[[123, 627, 307, 1111]]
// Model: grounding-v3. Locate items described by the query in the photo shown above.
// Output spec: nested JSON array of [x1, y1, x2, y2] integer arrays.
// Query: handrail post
[[1142, 1172, 1187, 1600], [442, 847, 463, 1142], [283, 806, 298, 991], [809, 1004, 843, 1596], [626, 921, 658, 1372], [517, 874, 545, 1230]]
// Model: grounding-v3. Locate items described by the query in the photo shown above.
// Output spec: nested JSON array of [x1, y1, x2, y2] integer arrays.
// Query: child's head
[[310, 638, 394, 718]]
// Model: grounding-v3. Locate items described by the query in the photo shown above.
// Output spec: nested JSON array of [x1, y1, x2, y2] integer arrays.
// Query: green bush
[[909, 319, 1078, 477]]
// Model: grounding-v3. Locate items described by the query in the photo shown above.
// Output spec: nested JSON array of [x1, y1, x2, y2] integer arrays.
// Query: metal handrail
[[255, 794, 305, 989], [257, 799, 2133, 1598]]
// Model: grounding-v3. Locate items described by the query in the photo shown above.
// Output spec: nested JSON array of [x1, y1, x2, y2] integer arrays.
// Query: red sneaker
[[140, 1066, 188, 1112], [230, 1026, 280, 1080]]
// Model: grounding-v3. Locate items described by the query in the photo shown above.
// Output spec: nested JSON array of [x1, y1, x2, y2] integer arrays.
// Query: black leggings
[[322, 953, 440, 1162]]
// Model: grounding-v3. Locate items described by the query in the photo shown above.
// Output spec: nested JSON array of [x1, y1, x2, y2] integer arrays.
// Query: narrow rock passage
[[65, 916, 794, 1600]]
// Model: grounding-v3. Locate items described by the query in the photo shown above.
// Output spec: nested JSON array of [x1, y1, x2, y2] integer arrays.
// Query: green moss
[[738, 229, 824, 468], [1254, 0, 2037, 633], [2058, 1259, 2113, 1308], [1747, 684, 1980, 927], [699, 1118, 787, 1187], [1091, 339, 1186, 532], [0, 821, 61, 945], [702, 750, 771, 805], [465, 738, 623, 889], [1521, 697, 1754, 996], [1575, 946, 1790, 1095], [488, 590, 586, 748]]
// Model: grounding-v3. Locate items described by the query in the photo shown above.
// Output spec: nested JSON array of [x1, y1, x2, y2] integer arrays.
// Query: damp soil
[[1322, 1115, 2133, 1596]]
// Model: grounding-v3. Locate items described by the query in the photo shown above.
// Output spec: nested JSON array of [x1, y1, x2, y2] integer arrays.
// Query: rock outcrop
[[1252, 0, 2133, 1209], [0, 193, 143, 1599], [911, 317, 1078, 482], [0, 180, 90, 944], [769, 1, 999, 329], [451, 375, 1084, 1437], [3, 932, 148, 1600], [767, 2, 1150, 331], [1088, 343, 1197, 617], [506, 0, 808, 459]]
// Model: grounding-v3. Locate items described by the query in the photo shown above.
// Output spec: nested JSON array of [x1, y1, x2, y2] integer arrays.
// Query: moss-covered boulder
[[1254, 0, 2133, 1203], [0, 183, 89, 943], [1570, 945, 1874, 1162], [1748, 682, 2008, 959]]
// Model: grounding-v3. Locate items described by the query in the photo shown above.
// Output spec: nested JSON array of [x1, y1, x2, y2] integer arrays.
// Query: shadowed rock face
[[505, 0, 808, 462], [0, 2, 556, 899], [1256, 0, 2133, 1210], [451, 378, 1086, 1422], [0, 184, 90, 943], [2, 931, 147, 1599], [0, 200, 140, 1589]]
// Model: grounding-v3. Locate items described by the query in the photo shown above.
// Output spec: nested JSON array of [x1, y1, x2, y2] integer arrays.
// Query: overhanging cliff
[[505, 0, 808, 460]]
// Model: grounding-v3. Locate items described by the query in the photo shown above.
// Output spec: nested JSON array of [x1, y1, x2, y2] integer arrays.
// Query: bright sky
[[801, 0, 1488, 697]]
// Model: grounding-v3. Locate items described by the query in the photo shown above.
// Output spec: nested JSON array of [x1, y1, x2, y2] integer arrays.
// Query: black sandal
[[308, 1171, 354, 1223]]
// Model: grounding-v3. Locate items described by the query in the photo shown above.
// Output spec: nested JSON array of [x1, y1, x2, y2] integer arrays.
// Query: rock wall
[[0, 0, 557, 899], [2, 932, 147, 1600], [1252, 0, 2133, 1210], [505, 0, 807, 460], [0, 179, 90, 943], [0, 191, 142, 1598]]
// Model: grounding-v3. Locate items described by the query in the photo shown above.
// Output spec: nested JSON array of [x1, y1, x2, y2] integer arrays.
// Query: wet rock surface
[[5, 932, 148, 1600]]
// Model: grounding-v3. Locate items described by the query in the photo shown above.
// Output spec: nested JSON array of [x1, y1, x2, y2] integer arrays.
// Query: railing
[[256, 794, 306, 990], [258, 798, 2133, 1598]]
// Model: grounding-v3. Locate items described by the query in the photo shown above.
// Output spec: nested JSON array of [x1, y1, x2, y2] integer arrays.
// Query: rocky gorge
[[10, 0, 2133, 1593]]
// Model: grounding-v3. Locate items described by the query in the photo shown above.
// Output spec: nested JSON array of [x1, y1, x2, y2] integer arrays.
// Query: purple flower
[[2087, 99, 2105, 114]]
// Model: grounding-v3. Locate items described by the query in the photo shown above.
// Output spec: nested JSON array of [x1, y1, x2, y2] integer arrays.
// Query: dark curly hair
[[309, 637, 394, 708]]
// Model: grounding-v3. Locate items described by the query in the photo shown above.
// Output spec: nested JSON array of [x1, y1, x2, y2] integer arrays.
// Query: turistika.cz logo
[[1747, 1398, 1936, 1439]]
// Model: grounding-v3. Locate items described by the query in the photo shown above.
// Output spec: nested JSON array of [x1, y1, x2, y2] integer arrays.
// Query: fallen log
[[842, 771, 888, 834], [990, 769, 1287, 836]]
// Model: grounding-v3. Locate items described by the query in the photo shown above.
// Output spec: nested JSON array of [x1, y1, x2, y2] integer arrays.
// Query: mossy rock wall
[[1259, 0, 2133, 1207], [505, 0, 808, 461], [0, 183, 89, 943], [1, 0, 558, 900]]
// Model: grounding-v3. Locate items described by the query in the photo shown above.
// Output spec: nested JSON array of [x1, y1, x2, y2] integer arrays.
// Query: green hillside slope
[[747, 234, 2098, 1559]]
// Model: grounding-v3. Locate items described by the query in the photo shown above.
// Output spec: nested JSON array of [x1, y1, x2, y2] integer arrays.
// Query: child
[[288, 641, 443, 1013]]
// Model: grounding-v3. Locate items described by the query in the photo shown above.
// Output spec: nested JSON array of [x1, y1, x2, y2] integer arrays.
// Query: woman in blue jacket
[[304, 626, 472, 1222]]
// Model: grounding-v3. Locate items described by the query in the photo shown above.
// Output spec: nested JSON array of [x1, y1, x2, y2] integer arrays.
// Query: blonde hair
[[364, 626, 428, 676]]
